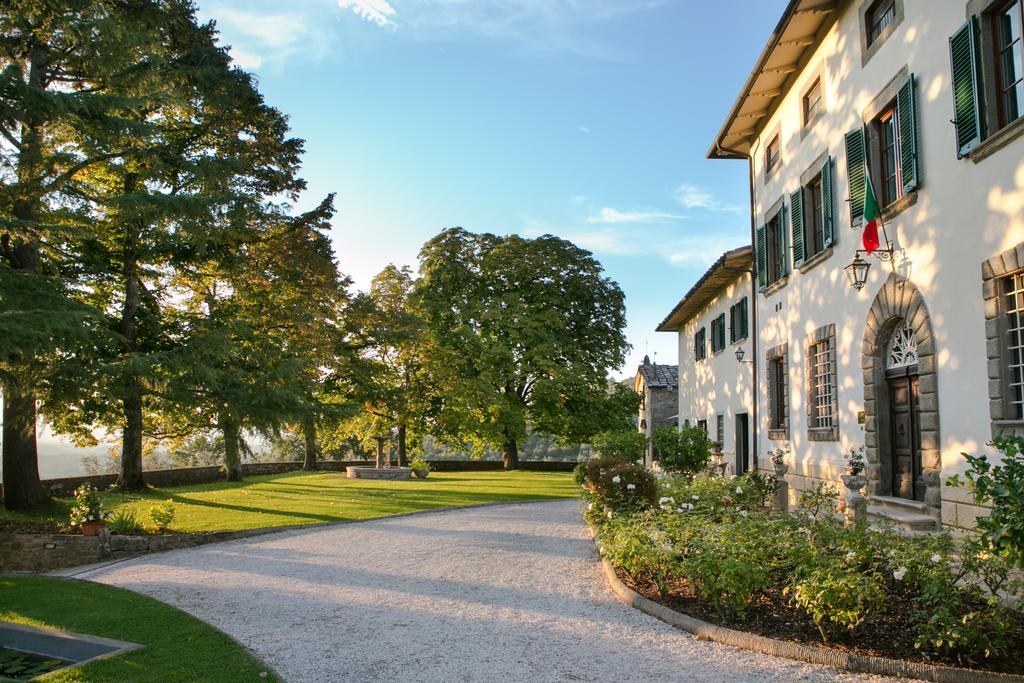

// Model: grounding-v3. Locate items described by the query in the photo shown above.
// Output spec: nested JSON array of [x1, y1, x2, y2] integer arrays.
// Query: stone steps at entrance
[[866, 502, 938, 533], [870, 495, 928, 515]]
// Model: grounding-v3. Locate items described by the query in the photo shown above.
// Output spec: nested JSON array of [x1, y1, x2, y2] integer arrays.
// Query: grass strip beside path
[[0, 470, 578, 534], [0, 577, 278, 682]]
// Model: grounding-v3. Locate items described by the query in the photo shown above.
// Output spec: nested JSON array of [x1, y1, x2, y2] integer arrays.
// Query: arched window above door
[[886, 322, 919, 369]]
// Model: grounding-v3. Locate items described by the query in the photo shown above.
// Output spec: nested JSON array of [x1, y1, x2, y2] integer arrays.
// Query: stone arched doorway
[[861, 273, 942, 519]]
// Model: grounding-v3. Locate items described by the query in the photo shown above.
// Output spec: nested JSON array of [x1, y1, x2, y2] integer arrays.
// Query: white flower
[[607, 510, 613, 519], [686, 502, 694, 510], [846, 551, 856, 560], [930, 553, 942, 564], [691, 495, 700, 501], [677, 506, 687, 513], [736, 486, 743, 494], [658, 496, 674, 504], [587, 502, 594, 511], [739, 510, 749, 517], [636, 459, 643, 465], [893, 566, 908, 581], [626, 483, 636, 490], [611, 475, 621, 484]]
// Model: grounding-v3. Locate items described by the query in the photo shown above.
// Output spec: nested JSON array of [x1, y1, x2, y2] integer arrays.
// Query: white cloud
[[675, 183, 742, 213], [587, 207, 682, 224], [578, 126, 591, 134], [228, 47, 263, 70], [338, 0, 397, 28]]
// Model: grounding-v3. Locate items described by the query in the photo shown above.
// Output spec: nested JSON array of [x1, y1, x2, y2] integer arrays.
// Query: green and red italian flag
[[862, 174, 881, 254]]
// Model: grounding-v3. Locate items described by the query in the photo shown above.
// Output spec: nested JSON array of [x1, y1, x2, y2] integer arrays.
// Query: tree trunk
[[221, 413, 244, 481], [2, 388, 46, 509], [502, 427, 519, 470], [1, 42, 48, 509], [302, 416, 318, 470], [397, 423, 407, 467], [116, 174, 147, 490], [116, 388, 146, 490]]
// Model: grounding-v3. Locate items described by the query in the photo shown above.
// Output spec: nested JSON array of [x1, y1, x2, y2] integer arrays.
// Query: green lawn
[[0, 470, 577, 533], [0, 576, 279, 682]]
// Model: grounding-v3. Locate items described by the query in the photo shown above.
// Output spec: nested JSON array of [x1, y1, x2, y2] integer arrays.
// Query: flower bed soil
[[615, 566, 1024, 676]]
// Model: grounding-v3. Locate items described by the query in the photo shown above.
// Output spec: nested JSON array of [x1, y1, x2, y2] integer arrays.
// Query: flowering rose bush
[[588, 462, 658, 514], [593, 480, 1024, 662]]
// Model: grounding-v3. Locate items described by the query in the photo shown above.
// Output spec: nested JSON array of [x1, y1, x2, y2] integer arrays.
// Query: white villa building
[[658, 247, 754, 476], [704, 0, 1024, 531]]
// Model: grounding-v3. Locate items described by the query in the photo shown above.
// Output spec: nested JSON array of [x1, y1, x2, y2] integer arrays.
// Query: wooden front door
[[887, 373, 923, 501]]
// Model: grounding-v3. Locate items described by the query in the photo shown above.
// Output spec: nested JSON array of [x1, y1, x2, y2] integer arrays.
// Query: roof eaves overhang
[[707, 0, 842, 160], [656, 246, 753, 332]]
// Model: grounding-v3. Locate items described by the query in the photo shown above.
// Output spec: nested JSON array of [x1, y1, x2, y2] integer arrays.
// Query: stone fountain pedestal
[[345, 466, 413, 480]]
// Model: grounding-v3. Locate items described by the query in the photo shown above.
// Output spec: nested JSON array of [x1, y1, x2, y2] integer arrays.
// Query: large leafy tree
[[416, 228, 630, 468], [345, 264, 428, 466], [0, 0, 172, 507], [48, 5, 304, 490]]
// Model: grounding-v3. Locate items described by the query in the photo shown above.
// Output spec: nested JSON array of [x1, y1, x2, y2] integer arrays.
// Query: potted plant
[[768, 446, 790, 477], [410, 457, 431, 479], [69, 484, 110, 536], [841, 446, 868, 491]]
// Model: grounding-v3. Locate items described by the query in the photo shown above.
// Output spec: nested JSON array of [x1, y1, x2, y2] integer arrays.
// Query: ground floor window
[[806, 324, 839, 441]]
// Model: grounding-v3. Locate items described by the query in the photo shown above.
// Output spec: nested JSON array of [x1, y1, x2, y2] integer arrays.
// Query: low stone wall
[[1, 459, 578, 500], [0, 527, 300, 574]]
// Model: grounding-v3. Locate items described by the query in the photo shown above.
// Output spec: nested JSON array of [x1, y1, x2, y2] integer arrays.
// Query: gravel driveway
[[76, 500, 893, 682]]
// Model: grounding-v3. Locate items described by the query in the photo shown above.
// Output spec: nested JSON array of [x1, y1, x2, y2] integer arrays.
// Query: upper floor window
[[756, 202, 789, 292], [867, 0, 897, 46], [876, 102, 903, 207], [729, 297, 748, 343], [803, 77, 823, 126], [792, 156, 835, 268], [695, 327, 707, 362], [711, 313, 727, 354], [765, 134, 781, 176], [949, 4, 1024, 158], [845, 74, 918, 227], [995, 0, 1024, 128]]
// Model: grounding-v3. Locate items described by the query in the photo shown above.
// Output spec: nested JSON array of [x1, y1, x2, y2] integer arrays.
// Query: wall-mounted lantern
[[844, 254, 872, 290], [734, 346, 752, 364]]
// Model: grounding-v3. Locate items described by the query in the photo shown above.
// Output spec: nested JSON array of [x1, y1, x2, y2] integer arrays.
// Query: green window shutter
[[949, 16, 984, 158], [756, 224, 767, 292], [729, 303, 736, 343], [790, 188, 805, 267], [897, 74, 919, 193], [779, 204, 790, 277], [845, 128, 866, 226], [821, 155, 835, 248]]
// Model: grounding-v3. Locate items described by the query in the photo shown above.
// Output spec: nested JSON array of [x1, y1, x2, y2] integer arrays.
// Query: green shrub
[[108, 510, 143, 535], [68, 485, 109, 528], [590, 430, 647, 464], [599, 511, 680, 596], [679, 516, 774, 617], [409, 456, 430, 472], [658, 472, 774, 519], [947, 436, 1024, 568], [149, 500, 176, 532], [652, 426, 712, 476], [591, 463, 658, 514], [785, 556, 886, 641], [572, 462, 587, 486]]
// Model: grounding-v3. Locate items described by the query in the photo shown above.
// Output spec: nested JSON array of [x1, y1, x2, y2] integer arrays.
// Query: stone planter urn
[[841, 473, 868, 526], [413, 468, 430, 479], [771, 461, 789, 512], [772, 461, 789, 477]]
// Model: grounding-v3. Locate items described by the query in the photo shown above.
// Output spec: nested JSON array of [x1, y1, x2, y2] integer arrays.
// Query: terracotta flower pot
[[80, 520, 106, 536]]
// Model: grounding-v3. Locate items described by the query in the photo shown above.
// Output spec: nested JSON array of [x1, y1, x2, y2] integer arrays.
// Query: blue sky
[[196, 0, 787, 379]]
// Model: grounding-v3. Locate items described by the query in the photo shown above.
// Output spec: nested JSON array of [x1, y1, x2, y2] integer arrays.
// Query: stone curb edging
[[593, 539, 1023, 683]]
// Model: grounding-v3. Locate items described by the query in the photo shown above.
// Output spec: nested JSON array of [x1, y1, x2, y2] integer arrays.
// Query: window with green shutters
[[695, 327, 706, 362], [792, 156, 836, 269], [844, 128, 867, 226], [730, 297, 748, 343], [756, 203, 789, 292], [896, 74, 919, 194], [711, 314, 726, 354]]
